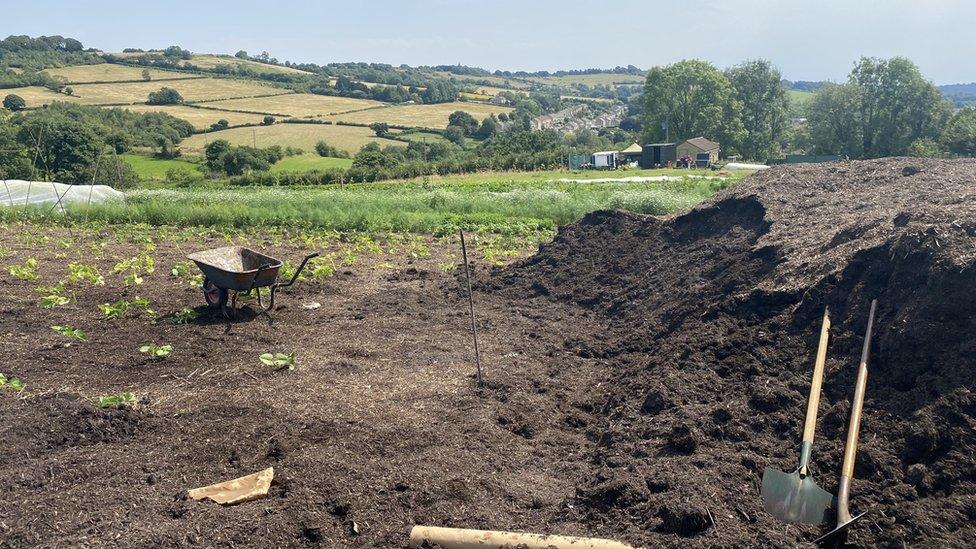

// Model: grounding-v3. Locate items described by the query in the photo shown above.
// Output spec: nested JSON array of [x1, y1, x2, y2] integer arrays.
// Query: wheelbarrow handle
[[279, 253, 319, 289]]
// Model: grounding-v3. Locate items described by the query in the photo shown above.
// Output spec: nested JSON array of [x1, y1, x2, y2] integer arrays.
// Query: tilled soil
[[0, 229, 614, 547], [3, 157, 975, 548], [489, 157, 976, 547]]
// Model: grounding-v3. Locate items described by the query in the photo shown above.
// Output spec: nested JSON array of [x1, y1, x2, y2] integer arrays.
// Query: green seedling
[[0, 373, 25, 392], [52, 325, 88, 341], [112, 253, 155, 286], [97, 392, 135, 408], [438, 262, 457, 273], [172, 307, 199, 324], [99, 299, 130, 320], [139, 344, 172, 359], [171, 262, 203, 287], [260, 352, 296, 370], [8, 258, 39, 281], [131, 296, 156, 318], [0, 246, 13, 259], [309, 257, 336, 280], [65, 262, 104, 286], [39, 294, 71, 308]]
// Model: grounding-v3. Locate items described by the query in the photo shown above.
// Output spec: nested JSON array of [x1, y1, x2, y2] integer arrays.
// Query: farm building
[[619, 143, 642, 164], [677, 137, 720, 167], [640, 142, 677, 168], [592, 151, 618, 169]]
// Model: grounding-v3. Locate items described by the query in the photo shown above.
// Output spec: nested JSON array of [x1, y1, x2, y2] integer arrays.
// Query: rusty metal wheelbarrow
[[187, 246, 318, 317]]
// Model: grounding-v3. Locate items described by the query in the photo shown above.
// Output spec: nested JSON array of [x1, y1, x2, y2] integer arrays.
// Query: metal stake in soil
[[459, 229, 483, 386]]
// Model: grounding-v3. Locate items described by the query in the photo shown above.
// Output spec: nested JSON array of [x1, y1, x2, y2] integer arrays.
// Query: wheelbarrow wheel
[[202, 277, 228, 309]]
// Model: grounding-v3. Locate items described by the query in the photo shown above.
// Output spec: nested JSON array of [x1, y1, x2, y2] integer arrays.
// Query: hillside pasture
[[0, 86, 81, 108], [179, 123, 403, 154], [201, 93, 385, 117], [120, 153, 202, 180], [527, 72, 645, 87], [121, 104, 268, 130], [787, 89, 815, 105], [43, 63, 202, 84], [189, 54, 312, 75], [66, 78, 289, 105], [270, 154, 354, 172], [327, 101, 513, 129]]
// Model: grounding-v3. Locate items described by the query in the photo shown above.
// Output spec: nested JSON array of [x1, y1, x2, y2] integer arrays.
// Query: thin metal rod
[[2, 178, 12, 208], [459, 229, 483, 386]]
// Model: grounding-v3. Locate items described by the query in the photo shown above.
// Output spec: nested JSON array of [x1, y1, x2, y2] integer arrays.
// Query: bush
[[147, 87, 184, 105], [314, 140, 347, 158], [263, 115, 275, 125], [210, 119, 229, 131], [3, 94, 26, 111]]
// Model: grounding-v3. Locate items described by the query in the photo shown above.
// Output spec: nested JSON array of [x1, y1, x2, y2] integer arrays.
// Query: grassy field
[[527, 73, 645, 87], [188, 54, 312, 75], [327, 102, 513, 129], [180, 123, 402, 154], [121, 154, 202, 180], [433, 72, 530, 90], [787, 89, 815, 105], [0, 86, 81, 108], [123, 104, 268, 129], [394, 131, 449, 145], [66, 78, 287, 105], [13, 170, 736, 236], [43, 63, 203, 83], [201, 94, 385, 117], [270, 154, 354, 172]]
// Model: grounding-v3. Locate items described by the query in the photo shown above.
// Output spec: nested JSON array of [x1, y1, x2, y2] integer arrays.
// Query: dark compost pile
[[491, 158, 976, 547]]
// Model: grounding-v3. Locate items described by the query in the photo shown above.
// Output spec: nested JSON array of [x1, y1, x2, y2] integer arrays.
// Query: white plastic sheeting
[[0, 179, 124, 208], [724, 162, 769, 170]]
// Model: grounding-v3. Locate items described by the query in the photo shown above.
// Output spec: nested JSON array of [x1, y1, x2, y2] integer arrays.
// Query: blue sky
[[3, 0, 973, 84]]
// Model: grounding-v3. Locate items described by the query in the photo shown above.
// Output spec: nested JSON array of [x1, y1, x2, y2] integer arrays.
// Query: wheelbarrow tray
[[187, 246, 283, 292]]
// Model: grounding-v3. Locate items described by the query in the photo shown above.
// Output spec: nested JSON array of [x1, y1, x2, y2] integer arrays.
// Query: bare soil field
[[2, 158, 974, 548]]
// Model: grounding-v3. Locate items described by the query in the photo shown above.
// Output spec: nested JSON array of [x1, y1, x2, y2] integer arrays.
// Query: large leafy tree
[[807, 83, 864, 157], [808, 57, 951, 158], [640, 59, 745, 154], [726, 59, 789, 161], [942, 107, 976, 157], [16, 114, 103, 183]]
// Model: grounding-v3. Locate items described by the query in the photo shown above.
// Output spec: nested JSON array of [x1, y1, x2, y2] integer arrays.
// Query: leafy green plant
[[171, 261, 203, 287], [438, 261, 457, 273], [309, 257, 336, 280], [8, 258, 39, 281], [0, 373, 25, 392], [172, 307, 199, 324], [97, 392, 135, 408], [65, 262, 104, 286], [39, 294, 71, 308], [139, 343, 172, 359], [260, 352, 296, 370], [99, 299, 130, 320], [131, 296, 156, 319], [51, 325, 88, 341], [112, 253, 155, 286], [0, 246, 13, 259]]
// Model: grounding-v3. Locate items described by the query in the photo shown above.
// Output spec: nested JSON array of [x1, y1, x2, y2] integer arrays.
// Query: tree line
[[639, 56, 974, 160]]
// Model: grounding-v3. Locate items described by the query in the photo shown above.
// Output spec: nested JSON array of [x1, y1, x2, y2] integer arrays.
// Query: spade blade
[[762, 467, 836, 524]]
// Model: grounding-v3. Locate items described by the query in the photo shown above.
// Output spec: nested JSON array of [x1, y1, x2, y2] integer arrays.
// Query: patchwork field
[[528, 73, 645, 87], [270, 154, 354, 172], [188, 54, 312, 75], [44, 63, 203, 83], [67, 78, 288, 105], [201, 93, 385, 117], [179, 123, 402, 154], [120, 154, 202, 180], [0, 86, 81, 108], [327, 101, 513, 129], [122, 104, 268, 129]]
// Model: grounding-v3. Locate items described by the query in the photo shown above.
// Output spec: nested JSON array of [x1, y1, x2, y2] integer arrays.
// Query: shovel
[[761, 307, 836, 524], [815, 299, 877, 544]]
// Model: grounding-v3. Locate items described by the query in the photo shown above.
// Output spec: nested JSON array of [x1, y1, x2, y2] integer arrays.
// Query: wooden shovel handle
[[841, 300, 877, 479], [801, 308, 831, 444]]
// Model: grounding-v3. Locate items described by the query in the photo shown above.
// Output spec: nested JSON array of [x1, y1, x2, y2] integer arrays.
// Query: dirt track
[[2, 158, 976, 547]]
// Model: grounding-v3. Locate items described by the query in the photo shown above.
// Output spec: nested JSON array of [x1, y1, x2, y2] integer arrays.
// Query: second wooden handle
[[841, 299, 877, 479]]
